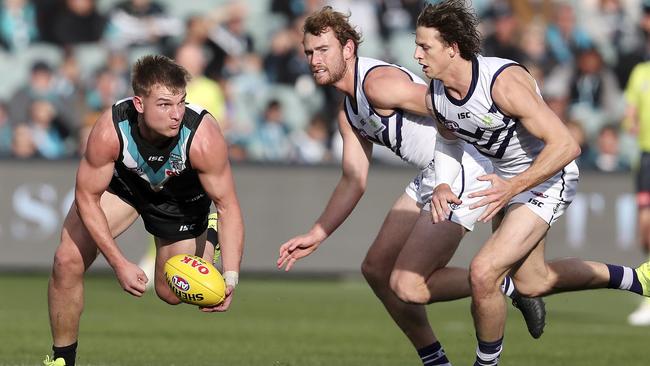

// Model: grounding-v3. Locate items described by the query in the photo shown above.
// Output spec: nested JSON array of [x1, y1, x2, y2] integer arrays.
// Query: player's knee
[[52, 244, 85, 279], [390, 272, 429, 305], [154, 283, 181, 305], [469, 258, 499, 297], [361, 256, 389, 288]]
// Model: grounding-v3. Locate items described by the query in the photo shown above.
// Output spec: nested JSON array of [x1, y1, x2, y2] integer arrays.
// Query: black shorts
[[140, 211, 209, 241], [108, 180, 210, 241], [637, 152, 650, 193]]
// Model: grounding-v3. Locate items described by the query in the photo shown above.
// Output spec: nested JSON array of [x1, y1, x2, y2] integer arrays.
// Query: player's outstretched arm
[[277, 108, 372, 271], [468, 66, 581, 221], [75, 109, 148, 296], [191, 114, 244, 312]]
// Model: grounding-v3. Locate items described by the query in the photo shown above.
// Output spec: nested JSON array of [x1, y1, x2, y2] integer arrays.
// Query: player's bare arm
[[424, 88, 465, 223], [75, 109, 148, 296], [191, 113, 244, 311], [363, 66, 430, 116], [277, 108, 372, 271], [468, 66, 581, 221]]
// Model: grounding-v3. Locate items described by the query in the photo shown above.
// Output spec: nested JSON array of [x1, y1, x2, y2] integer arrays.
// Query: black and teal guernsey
[[108, 98, 212, 240]]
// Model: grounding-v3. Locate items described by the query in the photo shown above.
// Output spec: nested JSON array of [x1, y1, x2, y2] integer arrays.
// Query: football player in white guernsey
[[44, 56, 244, 366], [415, 1, 650, 365], [276, 7, 546, 366]]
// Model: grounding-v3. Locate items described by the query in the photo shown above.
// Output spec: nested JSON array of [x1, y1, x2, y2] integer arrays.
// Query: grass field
[[0, 273, 647, 366]]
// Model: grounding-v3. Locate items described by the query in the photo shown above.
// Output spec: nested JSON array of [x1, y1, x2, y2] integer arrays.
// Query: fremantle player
[[276, 7, 545, 366], [416, 1, 650, 365], [43, 55, 244, 366]]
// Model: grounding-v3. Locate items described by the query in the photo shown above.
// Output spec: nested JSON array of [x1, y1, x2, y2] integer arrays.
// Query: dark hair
[[131, 55, 190, 97], [303, 6, 362, 55], [416, 0, 481, 60]]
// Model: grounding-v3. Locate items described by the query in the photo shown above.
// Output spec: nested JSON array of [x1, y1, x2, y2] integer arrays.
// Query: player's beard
[[316, 59, 347, 86]]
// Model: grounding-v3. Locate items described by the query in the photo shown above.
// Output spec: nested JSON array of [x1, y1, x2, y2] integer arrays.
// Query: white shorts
[[406, 150, 493, 231], [507, 162, 580, 226]]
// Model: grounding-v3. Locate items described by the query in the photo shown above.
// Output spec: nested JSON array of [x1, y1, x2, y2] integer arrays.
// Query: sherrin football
[[164, 254, 226, 306]]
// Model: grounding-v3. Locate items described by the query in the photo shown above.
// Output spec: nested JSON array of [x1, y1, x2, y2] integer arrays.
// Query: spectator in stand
[[10, 123, 37, 159], [271, 0, 306, 23], [104, 0, 182, 49], [264, 28, 302, 85], [166, 2, 255, 81], [376, 0, 424, 42], [27, 99, 67, 159], [246, 99, 292, 162], [616, 1, 650, 87], [9, 61, 70, 136], [290, 113, 331, 164], [508, 0, 555, 25], [518, 20, 555, 76], [0, 102, 12, 156], [270, 0, 322, 24], [263, 15, 311, 86], [174, 42, 227, 126], [583, 124, 630, 172], [581, 0, 639, 66], [85, 67, 127, 113], [546, 2, 593, 66], [482, 1, 524, 62], [567, 46, 624, 139], [52, 50, 88, 136], [0, 0, 38, 52], [49, 0, 106, 46]]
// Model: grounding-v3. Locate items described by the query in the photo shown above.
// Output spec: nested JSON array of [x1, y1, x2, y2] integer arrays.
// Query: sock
[[417, 341, 451, 365], [473, 337, 503, 366], [53, 341, 77, 366], [606, 264, 643, 294], [500, 276, 516, 298]]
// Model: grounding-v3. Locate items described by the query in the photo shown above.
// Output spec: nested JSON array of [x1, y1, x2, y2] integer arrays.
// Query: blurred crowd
[[0, 0, 648, 171]]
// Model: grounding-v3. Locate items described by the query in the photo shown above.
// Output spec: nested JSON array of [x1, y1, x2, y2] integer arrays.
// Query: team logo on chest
[[359, 115, 386, 137], [166, 153, 185, 177], [476, 114, 503, 130]]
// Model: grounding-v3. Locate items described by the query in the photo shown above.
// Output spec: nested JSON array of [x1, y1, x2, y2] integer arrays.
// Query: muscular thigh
[[393, 213, 465, 280], [364, 193, 421, 271], [474, 204, 549, 275], [59, 191, 139, 269]]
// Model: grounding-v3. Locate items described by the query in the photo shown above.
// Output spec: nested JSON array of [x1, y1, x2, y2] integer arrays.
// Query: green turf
[[0, 273, 647, 366]]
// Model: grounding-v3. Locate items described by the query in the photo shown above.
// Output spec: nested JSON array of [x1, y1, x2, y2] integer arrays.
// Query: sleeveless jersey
[[109, 98, 211, 219], [343, 57, 439, 169], [428, 55, 579, 179]]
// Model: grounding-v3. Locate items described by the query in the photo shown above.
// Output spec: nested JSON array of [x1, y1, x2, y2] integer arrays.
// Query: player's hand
[[430, 183, 461, 224], [468, 174, 517, 222], [113, 260, 148, 297], [200, 286, 234, 313], [277, 230, 326, 271]]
